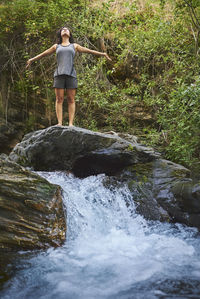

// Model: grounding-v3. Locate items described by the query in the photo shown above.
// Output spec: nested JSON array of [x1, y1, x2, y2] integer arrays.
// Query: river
[[0, 171, 200, 299]]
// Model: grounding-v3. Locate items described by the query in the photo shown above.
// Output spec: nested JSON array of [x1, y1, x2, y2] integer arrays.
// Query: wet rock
[[8, 126, 200, 230], [117, 161, 172, 222], [0, 154, 66, 251], [9, 126, 159, 175], [170, 181, 200, 228], [122, 159, 200, 229]]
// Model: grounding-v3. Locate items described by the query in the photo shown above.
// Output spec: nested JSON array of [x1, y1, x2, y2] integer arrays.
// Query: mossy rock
[[0, 155, 66, 251]]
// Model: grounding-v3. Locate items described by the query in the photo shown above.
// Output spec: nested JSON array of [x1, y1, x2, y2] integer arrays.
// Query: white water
[[1, 172, 200, 299]]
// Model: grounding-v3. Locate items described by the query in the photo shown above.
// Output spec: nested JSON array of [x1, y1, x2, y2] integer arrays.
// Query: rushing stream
[[1, 171, 200, 299]]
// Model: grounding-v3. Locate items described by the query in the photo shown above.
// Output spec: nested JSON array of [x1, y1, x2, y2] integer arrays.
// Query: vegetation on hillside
[[0, 0, 200, 166]]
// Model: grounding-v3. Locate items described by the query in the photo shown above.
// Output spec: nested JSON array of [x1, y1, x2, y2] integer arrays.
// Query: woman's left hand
[[103, 53, 112, 61]]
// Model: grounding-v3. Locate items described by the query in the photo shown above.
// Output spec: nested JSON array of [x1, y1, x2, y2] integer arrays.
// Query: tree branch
[[183, 0, 200, 28]]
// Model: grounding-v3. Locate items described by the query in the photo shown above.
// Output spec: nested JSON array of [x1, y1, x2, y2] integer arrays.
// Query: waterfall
[[1, 172, 200, 299]]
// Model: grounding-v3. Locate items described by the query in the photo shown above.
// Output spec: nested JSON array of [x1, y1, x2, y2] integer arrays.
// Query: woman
[[26, 27, 111, 127]]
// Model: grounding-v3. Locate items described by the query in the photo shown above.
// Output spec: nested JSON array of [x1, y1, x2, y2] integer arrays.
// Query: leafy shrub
[[0, 0, 200, 166]]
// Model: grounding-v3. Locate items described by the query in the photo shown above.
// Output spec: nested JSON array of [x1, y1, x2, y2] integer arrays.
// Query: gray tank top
[[54, 44, 77, 78]]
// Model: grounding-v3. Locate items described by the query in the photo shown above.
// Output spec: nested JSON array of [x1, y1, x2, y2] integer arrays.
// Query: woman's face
[[61, 27, 70, 37]]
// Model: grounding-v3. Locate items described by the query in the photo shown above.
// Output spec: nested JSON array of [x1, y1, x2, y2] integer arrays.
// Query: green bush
[[159, 79, 200, 165], [0, 0, 200, 166]]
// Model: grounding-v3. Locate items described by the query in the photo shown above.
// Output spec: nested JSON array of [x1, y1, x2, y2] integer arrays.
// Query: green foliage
[[75, 58, 131, 131], [159, 79, 200, 165], [0, 0, 200, 167], [0, 0, 86, 128]]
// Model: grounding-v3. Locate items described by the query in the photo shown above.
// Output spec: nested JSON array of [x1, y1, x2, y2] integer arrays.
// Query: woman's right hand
[[25, 44, 57, 69], [26, 59, 32, 69], [103, 53, 112, 61]]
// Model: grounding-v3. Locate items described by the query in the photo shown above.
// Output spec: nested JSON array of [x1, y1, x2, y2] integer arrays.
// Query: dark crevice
[[72, 153, 132, 178]]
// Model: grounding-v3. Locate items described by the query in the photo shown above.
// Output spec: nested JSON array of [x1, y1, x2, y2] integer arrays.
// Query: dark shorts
[[53, 75, 78, 89]]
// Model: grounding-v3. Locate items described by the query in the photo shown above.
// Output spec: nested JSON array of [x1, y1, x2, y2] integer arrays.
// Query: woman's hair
[[56, 26, 74, 44]]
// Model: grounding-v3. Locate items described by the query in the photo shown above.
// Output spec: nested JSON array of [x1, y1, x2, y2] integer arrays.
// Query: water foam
[[1, 172, 200, 299]]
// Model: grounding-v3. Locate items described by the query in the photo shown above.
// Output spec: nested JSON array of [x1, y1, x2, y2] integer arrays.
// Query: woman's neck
[[61, 36, 70, 46]]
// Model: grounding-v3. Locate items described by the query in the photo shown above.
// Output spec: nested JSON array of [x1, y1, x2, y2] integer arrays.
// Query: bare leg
[[66, 89, 76, 126], [55, 88, 64, 125]]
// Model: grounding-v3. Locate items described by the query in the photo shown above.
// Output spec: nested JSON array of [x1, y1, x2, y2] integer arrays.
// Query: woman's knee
[[56, 96, 64, 104], [67, 95, 75, 104]]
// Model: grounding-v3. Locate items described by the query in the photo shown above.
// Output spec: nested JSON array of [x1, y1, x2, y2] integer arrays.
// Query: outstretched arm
[[26, 44, 57, 68], [74, 43, 112, 61]]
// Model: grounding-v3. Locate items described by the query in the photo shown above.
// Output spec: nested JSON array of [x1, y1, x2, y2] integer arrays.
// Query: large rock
[[8, 126, 200, 230], [9, 126, 160, 176], [123, 159, 200, 229], [0, 155, 66, 251]]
